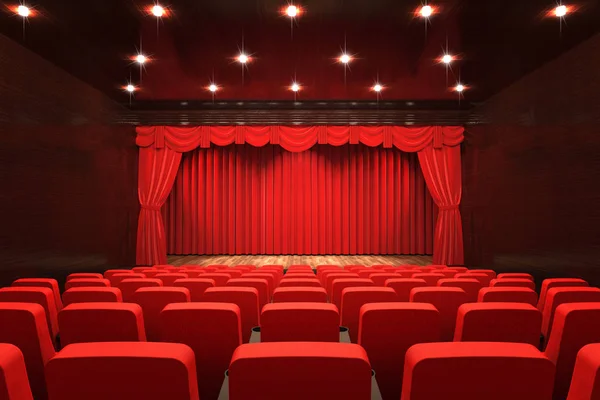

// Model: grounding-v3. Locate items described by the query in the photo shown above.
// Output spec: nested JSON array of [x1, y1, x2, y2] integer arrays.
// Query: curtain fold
[[417, 145, 464, 265], [137, 145, 182, 265], [164, 144, 434, 255]]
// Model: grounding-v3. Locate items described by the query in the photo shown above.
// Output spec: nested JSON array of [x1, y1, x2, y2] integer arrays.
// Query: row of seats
[[3, 339, 600, 400]]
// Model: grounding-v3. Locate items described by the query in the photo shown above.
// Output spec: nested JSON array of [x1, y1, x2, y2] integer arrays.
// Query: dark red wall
[[462, 33, 600, 284], [0, 34, 139, 286]]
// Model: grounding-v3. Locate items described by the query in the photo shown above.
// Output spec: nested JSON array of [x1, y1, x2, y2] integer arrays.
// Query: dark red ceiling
[[0, 0, 598, 103]]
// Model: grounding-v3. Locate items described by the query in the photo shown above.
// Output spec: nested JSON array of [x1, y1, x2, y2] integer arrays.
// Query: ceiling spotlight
[[441, 54, 454, 64], [135, 54, 147, 64], [339, 54, 352, 64], [151, 5, 165, 17], [125, 84, 136, 93], [373, 84, 383, 92], [554, 5, 568, 17], [17, 5, 30, 17], [419, 5, 434, 18], [286, 5, 298, 17], [454, 84, 465, 93], [237, 53, 249, 64], [291, 82, 300, 92], [208, 84, 218, 93]]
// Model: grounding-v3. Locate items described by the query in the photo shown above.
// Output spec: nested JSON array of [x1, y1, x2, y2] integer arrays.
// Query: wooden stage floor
[[167, 255, 433, 267]]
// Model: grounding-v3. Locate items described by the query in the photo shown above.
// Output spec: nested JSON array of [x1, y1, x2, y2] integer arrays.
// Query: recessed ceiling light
[[16, 5, 30, 17]]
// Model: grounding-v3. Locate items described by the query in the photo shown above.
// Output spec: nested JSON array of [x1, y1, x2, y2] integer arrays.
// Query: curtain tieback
[[439, 204, 459, 211], [141, 204, 161, 211]]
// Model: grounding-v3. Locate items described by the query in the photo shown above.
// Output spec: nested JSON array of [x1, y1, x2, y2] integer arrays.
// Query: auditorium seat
[[545, 303, 600, 399], [368, 273, 401, 286], [131, 287, 191, 341], [325, 273, 361, 295], [287, 265, 313, 272], [132, 266, 152, 273], [490, 278, 536, 290], [0, 287, 59, 341], [153, 264, 178, 271], [272, 287, 328, 303], [359, 303, 440, 400], [437, 278, 483, 302], [281, 273, 318, 280], [202, 287, 259, 343], [58, 303, 146, 345], [64, 278, 110, 290], [228, 342, 372, 400], [205, 264, 229, 270], [278, 278, 322, 288], [261, 265, 284, 272], [45, 342, 199, 400], [497, 272, 534, 281], [478, 287, 538, 306], [395, 270, 419, 278], [160, 303, 242, 400], [454, 303, 542, 346], [466, 269, 497, 279], [371, 264, 394, 270], [117, 278, 163, 302], [340, 287, 397, 343], [226, 278, 270, 309], [12, 278, 63, 312], [261, 303, 339, 342], [108, 272, 146, 287], [182, 270, 207, 278], [411, 267, 436, 273], [348, 266, 369, 273], [241, 273, 277, 292], [566, 343, 600, 400], [103, 269, 131, 279], [446, 267, 468, 273], [402, 342, 555, 400], [344, 264, 366, 270], [455, 272, 493, 287], [66, 273, 103, 281], [222, 269, 243, 278], [140, 269, 163, 278], [201, 273, 232, 286], [316, 264, 341, 273], [410, 287, 469, 341], [233, 264, 258, 271], [542, 287, 600, 339], [433, 270, 459, 278], [411, 273, 446, 287], [428, 264, 448, 270], [538, 278, 589, 312], [62, 287, 122, 306], [154, 273, 189, 287], [0, 344, 33, 400], [0, 303, 55, 400], [385, 279, 428, 301], [173, 279, 216, 301], [331, 278, 375, 309]]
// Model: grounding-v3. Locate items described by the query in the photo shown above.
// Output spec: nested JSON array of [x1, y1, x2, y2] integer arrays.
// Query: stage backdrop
[[163, 144, 435, 255], [136, 125, 465, 265]]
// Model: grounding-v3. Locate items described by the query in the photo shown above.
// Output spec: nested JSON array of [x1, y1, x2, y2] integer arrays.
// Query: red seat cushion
[[0, 344, 34, 400], [45, 342, 199, 400], [261, 303, 339, 342], [272, 287, 328, 303]]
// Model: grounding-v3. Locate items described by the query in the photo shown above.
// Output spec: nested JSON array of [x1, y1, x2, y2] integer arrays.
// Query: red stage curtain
[[418, 145, 464, 265], [163, 144, 434, 255], [137, 145, 182, 265]]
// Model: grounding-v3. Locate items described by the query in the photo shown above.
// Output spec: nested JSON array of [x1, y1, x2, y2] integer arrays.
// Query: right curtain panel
[[418, 144, 464, 265], [163, 143, 435, 255]]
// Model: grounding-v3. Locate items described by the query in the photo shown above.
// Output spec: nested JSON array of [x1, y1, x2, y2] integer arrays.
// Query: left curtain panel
[[163, 144, 435, 255]]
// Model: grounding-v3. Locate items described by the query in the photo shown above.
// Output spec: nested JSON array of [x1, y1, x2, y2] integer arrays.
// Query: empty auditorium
[[1, 0, 599, 399]]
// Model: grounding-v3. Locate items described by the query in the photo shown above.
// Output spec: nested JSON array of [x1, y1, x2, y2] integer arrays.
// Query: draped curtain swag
[[136, 125, 465, 265]]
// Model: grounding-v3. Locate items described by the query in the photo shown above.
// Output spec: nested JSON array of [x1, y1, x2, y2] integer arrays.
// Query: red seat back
[[454, 303, 542, 346], [410, 287, 468, 341], [64, 278, 110, 290], [566, 343, 600, 400], [545, 303, 600, 399], [108, 273, 146, 287], [358, 303, 440, 400], [241, 273, 277, 293], [538, 278, 588, 311], [411, 273, 446, 287], [0, 287, 59, 340], [45, 342, 199, 400], [323, 272, 358, 290], [154, 273, 189, 287], [542, 287, 600, 338], [331, 279, 374, 309], [173, 279, 216, 301], [272, 287, 328, 303], [226, 278, 270, 310], [228, 342, 371, 400], [261, 303, 339, 342], [131, 287, 190, 341], [0, 303, 55, 400], [287, 265, 313, 273], [62, 287, 122, 306], [437, 278, 483, 302], [0, 344, 33, 400], [278, 278, 322, 288], [402, 342, 555, 400], [58, 303, 146, 346], [200, 273, 232, 286], [455, 273, 492, 287], [160, 303, 242, 400], [490, 278, 535, 290], [66, 273, 103, 281], [201, 287, 259, 343], [478, 287, 538, 306], [103, 269, 131, 279], [368, 273, 402, 286], [340, 287, 397, 343], [497, 273, 533, 280], [467, 269, 497, 279], [117, 278, 163, 302], [281, 273, 317, 280], [385, 279, 428, 301], [12, 278, 62, 312]]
